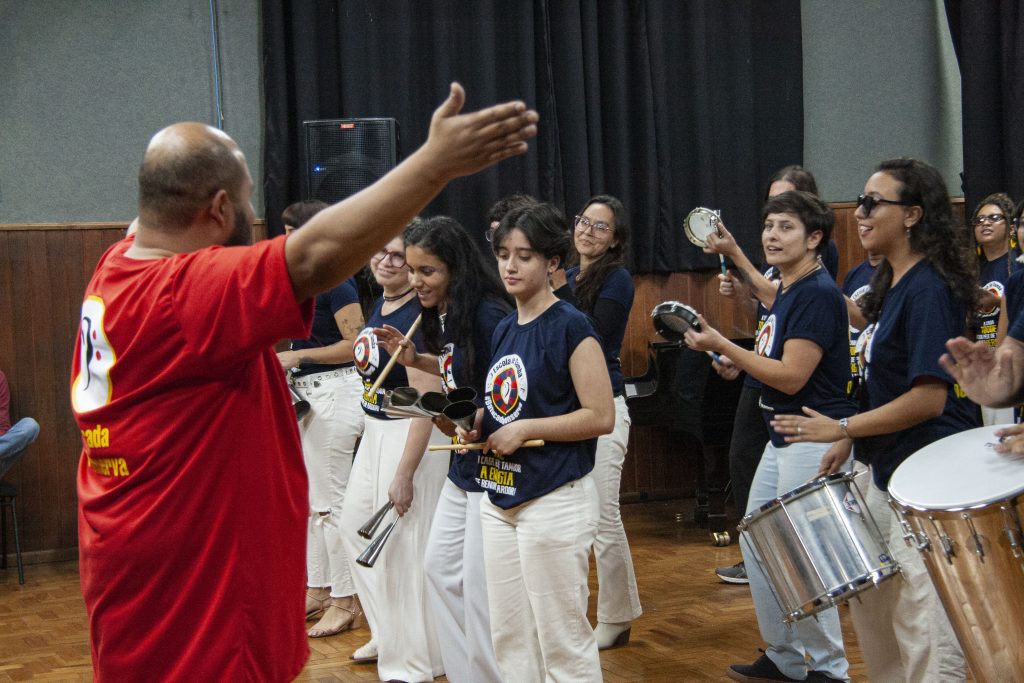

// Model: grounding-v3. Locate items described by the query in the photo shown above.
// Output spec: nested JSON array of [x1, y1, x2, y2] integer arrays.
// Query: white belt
[[291, 366, 358, 388]]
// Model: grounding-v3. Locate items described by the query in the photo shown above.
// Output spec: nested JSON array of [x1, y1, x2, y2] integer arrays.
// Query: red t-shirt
[[71, 235, 313, 682]]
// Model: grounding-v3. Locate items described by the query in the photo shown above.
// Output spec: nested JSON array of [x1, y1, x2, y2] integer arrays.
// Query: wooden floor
[[0, 500, 869, 682]]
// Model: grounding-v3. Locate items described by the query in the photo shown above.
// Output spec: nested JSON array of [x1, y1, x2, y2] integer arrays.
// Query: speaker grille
[[303, 118, 400, 203]]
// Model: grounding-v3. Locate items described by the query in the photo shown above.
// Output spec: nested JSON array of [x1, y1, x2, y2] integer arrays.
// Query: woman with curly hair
[[376, 216, 511, 682], [772, 158, 978, 682], [970, 192, 1018, 424]]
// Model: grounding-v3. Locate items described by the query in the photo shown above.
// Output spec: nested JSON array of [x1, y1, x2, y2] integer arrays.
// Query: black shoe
[[716, 560, 749, 584], [805, 671, 845, 682], [726, 653, 800, 682]]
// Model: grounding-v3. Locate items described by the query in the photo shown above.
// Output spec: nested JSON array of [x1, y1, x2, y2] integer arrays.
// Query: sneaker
[[726, 653, 799, 682], [716, 560, 749, 584], [805, 671, 845, 682]]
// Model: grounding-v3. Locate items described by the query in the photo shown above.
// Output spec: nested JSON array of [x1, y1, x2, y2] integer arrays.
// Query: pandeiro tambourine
[[684, 207, 727, 274], [651, 300, 721, 362]]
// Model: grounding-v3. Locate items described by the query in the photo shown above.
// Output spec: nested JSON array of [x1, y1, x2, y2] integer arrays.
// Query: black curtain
[[262, 0, 803, 274], [946, 1, 1024, 212]]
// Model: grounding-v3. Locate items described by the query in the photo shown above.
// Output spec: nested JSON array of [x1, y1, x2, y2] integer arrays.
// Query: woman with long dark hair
[[564, 195, 642, 648], [376, 216, 511, 683], [774, 158, 978, 681], [469, 202, 613, 680]]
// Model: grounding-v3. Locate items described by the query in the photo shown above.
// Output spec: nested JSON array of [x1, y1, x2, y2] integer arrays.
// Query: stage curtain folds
[[262, 0, 803, 273]]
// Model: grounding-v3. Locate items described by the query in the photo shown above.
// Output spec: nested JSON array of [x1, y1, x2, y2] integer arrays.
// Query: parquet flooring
[[0, 500, 869, 681]]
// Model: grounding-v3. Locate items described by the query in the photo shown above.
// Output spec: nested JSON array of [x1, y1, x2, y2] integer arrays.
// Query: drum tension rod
[[1000, 504, 1024, 560], [928, 517, 954, 563], [961, 513, 985, 560], [895, 507, 929, 552]]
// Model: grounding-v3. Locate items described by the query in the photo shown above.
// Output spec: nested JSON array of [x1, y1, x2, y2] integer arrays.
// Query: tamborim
[[888, 425, 1024, 682], [684, 206, 722, 247], [739, 472, 899, 622], [651, 300, 701, 342]]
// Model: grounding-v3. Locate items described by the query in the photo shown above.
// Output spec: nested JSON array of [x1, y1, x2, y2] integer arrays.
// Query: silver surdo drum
[[739, 472, 899, 622]]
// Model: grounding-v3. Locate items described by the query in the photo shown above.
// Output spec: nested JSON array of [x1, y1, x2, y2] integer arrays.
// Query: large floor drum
[[889, 425, 1024, 682]]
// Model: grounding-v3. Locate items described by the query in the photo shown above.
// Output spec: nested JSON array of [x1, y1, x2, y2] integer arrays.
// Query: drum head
[[889, 424, 1024, 510], [651, 301, 701, 341], [684, 207, 721, 247]]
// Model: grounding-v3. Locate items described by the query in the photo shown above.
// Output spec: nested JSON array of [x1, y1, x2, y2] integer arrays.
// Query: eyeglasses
[[574, 215, 612, 235], [856, 194, 915, 216], [373, 249, 406, 267], [973, 213, 1006, 226]]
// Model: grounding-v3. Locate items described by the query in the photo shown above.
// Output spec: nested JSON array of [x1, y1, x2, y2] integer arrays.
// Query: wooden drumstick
[[367, 313, 422, 396], [428, 439, 545, 451]]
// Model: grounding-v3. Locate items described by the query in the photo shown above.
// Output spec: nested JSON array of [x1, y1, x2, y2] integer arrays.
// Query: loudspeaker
[[303, 118, 400, 203]]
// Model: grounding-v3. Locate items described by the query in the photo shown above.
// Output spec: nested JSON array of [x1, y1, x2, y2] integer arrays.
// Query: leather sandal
[[304, 591, 329, 621], [308, 597, 364, 638]]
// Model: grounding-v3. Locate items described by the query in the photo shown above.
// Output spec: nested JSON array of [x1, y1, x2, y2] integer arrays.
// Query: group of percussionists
[[68, 85, 1022, 682]]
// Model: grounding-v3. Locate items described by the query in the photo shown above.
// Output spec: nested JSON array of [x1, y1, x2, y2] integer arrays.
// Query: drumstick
[[368, 313, 423, 396], [428, 439, 545, 451], [718, 254, 728, 276]]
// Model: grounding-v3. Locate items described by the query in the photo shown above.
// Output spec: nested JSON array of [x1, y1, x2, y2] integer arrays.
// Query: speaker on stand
[[302, 118, 401, 314]]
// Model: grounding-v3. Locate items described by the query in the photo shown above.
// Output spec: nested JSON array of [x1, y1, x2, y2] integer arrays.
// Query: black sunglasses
[[856, 194, 915, 216]]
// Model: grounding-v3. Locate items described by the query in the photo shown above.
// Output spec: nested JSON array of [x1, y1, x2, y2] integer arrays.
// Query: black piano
[[624, 340, 749, 544]]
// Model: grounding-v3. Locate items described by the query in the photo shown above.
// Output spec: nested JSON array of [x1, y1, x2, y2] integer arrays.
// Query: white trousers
[[480, 476, 601, 683], [296, 369, 365, 596], [741, 440, 850, 681], [592, 395, 642, 623], [424, 481, 502, 683], [848, 465, 966, 682], [339, 417, 449, 682], [980, 404, 1013, 427]]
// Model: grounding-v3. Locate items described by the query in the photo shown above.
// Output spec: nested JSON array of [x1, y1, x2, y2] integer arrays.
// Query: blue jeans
[[740, 440, 850, 681], [0, 417, 39, 476]]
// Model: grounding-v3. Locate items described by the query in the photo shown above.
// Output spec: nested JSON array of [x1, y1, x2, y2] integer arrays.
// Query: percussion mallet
[[368, 313, 422, 396], [428, 439, 545, 452]]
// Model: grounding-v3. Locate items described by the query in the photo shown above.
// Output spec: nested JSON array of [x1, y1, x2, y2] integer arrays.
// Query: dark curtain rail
[[261, 0, 803, 274]]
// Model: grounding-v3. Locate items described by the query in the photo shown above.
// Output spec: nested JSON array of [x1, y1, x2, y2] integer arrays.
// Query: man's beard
[[225, 206, 253, 246]]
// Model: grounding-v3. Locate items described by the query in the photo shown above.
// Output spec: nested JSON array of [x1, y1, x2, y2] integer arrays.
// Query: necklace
[[779, 261, 821, 294], [383, 287, 414, 302]]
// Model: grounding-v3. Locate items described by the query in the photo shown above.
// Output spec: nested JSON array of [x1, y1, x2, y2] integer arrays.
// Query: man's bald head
[[138, 122, 248, 231]]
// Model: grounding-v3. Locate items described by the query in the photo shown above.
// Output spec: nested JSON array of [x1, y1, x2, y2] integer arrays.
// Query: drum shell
[[739, 473, 898, 622], [889, 496, 1024, 682]]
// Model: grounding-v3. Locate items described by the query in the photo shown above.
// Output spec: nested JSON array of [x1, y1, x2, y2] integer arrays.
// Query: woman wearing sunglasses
[[970, 193, 1019, 425], [772, 158, 978, 681], [376, 216, 511, 683], [338, 225, 452, 680], [277, 200, 367, 639], [563, 195, 642, 649], [684, 191, 854, 683], [466, 202, 613, 681]]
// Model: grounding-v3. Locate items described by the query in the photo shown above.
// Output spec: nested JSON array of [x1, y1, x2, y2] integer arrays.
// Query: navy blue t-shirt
[[822, 239, 840, 281], [291, 277, 359, 376], [842, 259, 877, 395], [441, 297, 513, 491], [565, 265, 633, 395], [976, 252, 1017, 347], [855, 261, 980, 489], [355, 295, 423, 418], [755, 268, 854, 446], [1006, 266, 1024, 341], [479, 300, 598, 508], [743, 265, 780, 391]]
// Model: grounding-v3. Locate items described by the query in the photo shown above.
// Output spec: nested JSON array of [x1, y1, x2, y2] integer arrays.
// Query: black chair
[[0, 445, 30, 585]]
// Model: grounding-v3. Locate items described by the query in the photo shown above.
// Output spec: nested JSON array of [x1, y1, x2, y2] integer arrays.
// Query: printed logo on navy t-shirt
[[486, 354, 528, 424]]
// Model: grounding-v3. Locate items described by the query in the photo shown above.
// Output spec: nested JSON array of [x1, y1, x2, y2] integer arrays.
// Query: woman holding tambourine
[[375, 216, 511, 683], [684, 191, 854, 683], [337, 225, 451, 680], [773, 159, 978, 681], [564, 194, 643, 650], [461, 202, 614, 681]]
